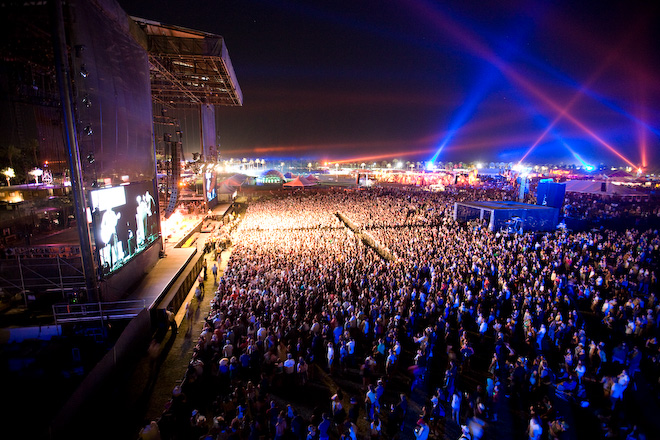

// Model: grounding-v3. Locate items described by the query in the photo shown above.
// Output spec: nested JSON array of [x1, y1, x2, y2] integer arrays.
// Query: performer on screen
[[136, 191, 155, 247]]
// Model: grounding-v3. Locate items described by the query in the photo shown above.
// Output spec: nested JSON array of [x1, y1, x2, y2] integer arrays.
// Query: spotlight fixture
[[86, 153, 95, 164], [84, 125, 93, 136], [82, 95, 91, 107], [79, 65, 88, 78]]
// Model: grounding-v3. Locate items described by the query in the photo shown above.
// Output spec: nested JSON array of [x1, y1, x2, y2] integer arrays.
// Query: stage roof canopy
[[458, 201, 555, 211], [130, 17, 243, 108]]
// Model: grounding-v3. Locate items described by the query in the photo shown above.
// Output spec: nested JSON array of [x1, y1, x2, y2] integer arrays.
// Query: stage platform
[[125, 247, 197, 309], [454, 200, 559, 232], [126, 202, 232, 310]]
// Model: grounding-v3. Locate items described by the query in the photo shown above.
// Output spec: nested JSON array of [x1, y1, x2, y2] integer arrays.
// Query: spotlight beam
[[505, 67, 637, 167], [511, 88, 591, 167], [493, 24, 660, 140], [412, 0, 639, 168], [429, 65, 502, 165], [518, 37, 628, 164], [429, 12, 539, 166]]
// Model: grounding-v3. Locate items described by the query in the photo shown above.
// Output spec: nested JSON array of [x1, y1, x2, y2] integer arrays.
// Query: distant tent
[[284, 172, 297, 179], [603, 169, 633, 179], [217, 182, 237, 201], [261, 169, 286, 183], [217, 182, 236, 194], [226, 173, 250, 187], [262, 169, 285, 179], [305, 174, 320, 182], [477, 168, 504, 177], [564, 180, 646, 199], [283, 176, 316, 188]]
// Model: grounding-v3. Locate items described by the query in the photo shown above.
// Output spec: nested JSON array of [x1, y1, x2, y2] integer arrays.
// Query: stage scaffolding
[[129, 17, 243, 108]]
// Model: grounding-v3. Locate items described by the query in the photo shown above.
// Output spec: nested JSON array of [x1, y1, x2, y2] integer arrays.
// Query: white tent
[[564, 180, 646, 199]]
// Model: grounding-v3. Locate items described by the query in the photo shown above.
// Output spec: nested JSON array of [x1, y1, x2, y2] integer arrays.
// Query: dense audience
[[563, 192, 659, 222], [147, 185, 659, 440]]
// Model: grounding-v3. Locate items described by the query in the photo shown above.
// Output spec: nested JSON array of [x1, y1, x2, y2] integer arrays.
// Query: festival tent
[[217, 182, 237, 202], [284, 172, 297, 179], [602, 169, 634, 179], [563, 180, 646, 199], [305, 174, 320, 182], [225, 173, 251, 187], [476, 168, 504, 177], [260, 169, 286, 182], [283, 176, 316, 188]]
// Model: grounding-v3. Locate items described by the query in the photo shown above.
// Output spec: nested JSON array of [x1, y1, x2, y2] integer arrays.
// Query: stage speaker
[[601, 182, 607, 192], [163, 187, 178, 219]]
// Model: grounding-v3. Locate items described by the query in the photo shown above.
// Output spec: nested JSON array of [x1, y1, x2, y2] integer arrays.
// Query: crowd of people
[[562, 192, 659, 222], [145, 185, 659, 440]]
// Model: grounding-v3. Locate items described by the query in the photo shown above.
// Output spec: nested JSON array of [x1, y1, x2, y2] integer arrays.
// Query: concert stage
[[454, 201, 560, 232]]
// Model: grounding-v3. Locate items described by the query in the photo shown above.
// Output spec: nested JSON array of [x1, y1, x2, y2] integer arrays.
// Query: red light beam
[[411, 0, 638, 168]]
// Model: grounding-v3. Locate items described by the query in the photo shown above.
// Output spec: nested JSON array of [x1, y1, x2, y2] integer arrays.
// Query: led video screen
[[90, 181, 159, 276], [205, 172, 217, 203]]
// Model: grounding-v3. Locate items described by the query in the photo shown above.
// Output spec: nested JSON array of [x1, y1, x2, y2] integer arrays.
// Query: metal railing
[[52, 299, 147, 325]]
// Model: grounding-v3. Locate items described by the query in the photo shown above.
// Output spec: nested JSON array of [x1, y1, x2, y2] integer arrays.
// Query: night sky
[[118, 0, 660, 168]]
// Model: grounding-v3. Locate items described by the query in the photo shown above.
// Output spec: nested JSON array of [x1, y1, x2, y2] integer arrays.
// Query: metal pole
[[57, 256, 65, 299], [52, 304, 59, 328], [18, 254, 27, 308], [199, 104, 204, 162], [99, 301, 105, 339], [51, 0, 99, 302]]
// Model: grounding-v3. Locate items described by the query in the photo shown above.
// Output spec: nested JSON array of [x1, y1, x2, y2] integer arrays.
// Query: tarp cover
[[564, 180, 642, 197], [225, 174, 250, 186], [283, 176, 316, 187], [217, 182, 236, 194]]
